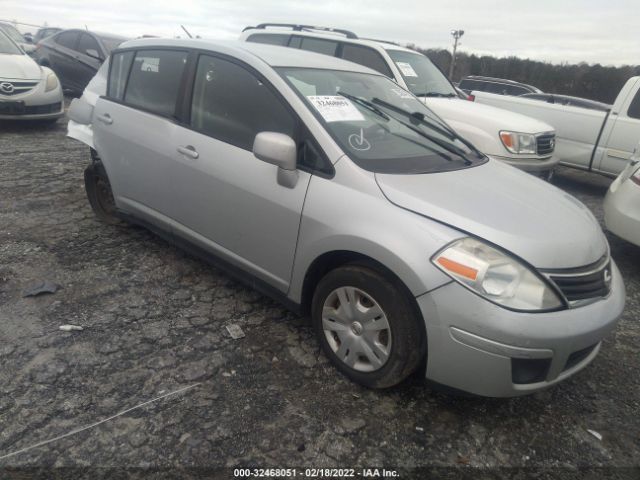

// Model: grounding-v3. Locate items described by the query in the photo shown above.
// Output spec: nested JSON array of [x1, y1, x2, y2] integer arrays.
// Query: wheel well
[[300, 250, 428, 368]]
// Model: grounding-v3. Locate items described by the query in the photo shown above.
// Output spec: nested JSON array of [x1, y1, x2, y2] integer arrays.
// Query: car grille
[[545, 256, 611, 304], [536, 133, 555, 156], [0, 80, 40, 96]]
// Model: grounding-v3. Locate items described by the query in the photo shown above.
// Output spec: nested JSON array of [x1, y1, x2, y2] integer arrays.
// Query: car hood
[[423, 97, 554, 134], [0, 53, 42, 80], [375, 159, 607, 269]]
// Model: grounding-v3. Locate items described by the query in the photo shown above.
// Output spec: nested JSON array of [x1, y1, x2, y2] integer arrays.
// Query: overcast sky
[[2, 0, 638, 66]]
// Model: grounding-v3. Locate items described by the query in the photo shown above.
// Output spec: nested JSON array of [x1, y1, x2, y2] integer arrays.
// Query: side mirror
[[253, 132, 299, 188], [68, 97, 94, 125], [85, 49, 102, 61]]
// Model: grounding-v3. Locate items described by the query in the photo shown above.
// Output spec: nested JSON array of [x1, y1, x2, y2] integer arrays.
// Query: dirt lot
[[0, 117, 638, 479]]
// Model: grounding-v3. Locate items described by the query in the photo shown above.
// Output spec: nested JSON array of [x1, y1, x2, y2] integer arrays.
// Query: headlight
[[432, 237, 563, 311], [45, 72, 58, 92], [499, 131, 537, 155]]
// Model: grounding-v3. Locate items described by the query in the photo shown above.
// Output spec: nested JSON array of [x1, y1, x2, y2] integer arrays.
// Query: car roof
[[117, 38, 381, 74], [242, 27, 419, 55], [55, 28, 129, 40]]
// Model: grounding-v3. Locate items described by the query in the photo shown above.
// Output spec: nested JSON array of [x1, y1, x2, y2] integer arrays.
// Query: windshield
[[387, 50, 457, 98], [0, 31, 22, 55], [0, 24, 25, 45], [278, 68, 485, 174]]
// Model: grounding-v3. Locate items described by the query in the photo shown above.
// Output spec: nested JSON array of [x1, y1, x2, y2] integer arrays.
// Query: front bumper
[[604, 173, 640, 247], [492, 154, 560, 174], [417, 259, 625, 397], [0, 79, 64, 121]]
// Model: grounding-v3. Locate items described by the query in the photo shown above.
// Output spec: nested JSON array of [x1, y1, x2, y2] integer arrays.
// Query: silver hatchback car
[[69, 39, 625, 397]]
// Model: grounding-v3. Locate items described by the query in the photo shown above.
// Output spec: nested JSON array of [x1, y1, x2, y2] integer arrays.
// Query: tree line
[[409, 45, 640, 104]]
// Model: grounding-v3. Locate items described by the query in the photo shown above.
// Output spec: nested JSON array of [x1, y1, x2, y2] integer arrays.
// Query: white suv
[[240, 24, 558, 178]]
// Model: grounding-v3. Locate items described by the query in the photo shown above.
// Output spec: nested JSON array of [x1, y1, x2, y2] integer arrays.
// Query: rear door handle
[[177, 145, 199, 159], [97, 113, 112, 125]]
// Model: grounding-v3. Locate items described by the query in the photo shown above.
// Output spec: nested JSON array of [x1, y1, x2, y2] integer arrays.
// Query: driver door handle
[[177, 145, 199, 159], [96, 113, 112, 125]]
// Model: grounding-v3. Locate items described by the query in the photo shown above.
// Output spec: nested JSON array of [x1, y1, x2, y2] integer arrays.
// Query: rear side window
[[246, 33, 290, 46], [78, 33, 101, 57], [299, 37, 339, 56], [341, 44, 393, 77], [485, 82, 507, 94], [56, 31, 78, 49], [459, 79, 483, 91], [124, 49, 188, 117], [190, 55, 296, 151], [506, 85, 528, 96], [107, 51, 134, 100], [627, 90, 640, 119]]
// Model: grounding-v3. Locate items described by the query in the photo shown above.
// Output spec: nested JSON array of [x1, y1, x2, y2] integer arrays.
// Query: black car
[[36, 29, 128, 92], [459, 76, 542, 96], [520, 93, 612, 112], [33, 27, 63, 44]]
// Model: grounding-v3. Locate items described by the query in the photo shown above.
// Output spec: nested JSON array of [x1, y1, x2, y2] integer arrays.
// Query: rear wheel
[[311, 264, 425, 388], [84, 157, 122, 225]]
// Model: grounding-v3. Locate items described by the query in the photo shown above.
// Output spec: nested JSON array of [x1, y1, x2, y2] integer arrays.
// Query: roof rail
[[243, 23, 358, 39], [360, 38, 400, 46]]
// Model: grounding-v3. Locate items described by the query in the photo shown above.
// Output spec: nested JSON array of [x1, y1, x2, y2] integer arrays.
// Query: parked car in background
[[521, 93, 611, 112], [472, 76, 640, 176], [0, 22, 35, 54], [36, 29, 128, 92], [240, 24, 558, 179], [459, 76, 542, 96], [604, 144, 640, 247], [69, 38, 624, 397], [33, 27, 63, 44], [0, 30, 63, 123]]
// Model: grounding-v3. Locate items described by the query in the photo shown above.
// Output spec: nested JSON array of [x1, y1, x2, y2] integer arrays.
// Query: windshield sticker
[[391, 87, 414, 99], [395, 62, 418, 77], [348, 129, 371, 151], [307, 96, 365, 123]]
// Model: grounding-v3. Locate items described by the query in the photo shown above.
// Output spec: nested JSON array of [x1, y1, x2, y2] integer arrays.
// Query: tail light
[[467, 94, 475, 101]]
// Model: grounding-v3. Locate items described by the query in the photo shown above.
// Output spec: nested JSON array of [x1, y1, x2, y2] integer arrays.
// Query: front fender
[[288, 158, 462, 303]]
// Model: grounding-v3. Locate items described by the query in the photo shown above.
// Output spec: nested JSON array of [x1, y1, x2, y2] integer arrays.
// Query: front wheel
[[311, 265, 425, 388]]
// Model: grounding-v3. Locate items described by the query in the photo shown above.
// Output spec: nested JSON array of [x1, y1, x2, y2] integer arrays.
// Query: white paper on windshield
[[307, 96, 365, 123], [391, 87, 414, 99], [395, 62, 418, 77]]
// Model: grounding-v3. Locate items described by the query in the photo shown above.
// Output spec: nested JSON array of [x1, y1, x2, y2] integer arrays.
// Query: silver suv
[[69, 38, 624, 397]]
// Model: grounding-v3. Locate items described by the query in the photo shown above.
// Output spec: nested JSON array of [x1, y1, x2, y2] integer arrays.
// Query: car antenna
[[181, 25, 193, 39]]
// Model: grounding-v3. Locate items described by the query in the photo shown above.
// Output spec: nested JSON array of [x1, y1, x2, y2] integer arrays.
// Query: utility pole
[[448, 29, 464, 80]]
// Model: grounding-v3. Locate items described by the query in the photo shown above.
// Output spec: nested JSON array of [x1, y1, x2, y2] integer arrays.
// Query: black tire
[[84, 159, 122, 225], [311, 264, 425, 389]]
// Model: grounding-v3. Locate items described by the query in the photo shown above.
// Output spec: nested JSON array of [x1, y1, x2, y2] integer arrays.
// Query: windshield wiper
[[371, 98, 474, 163], [372, 97, 484, 159], [337, 91, 389, 121]]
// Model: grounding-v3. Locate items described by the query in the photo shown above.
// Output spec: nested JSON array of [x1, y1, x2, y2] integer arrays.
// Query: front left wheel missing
[[84, 160, 122, 225]]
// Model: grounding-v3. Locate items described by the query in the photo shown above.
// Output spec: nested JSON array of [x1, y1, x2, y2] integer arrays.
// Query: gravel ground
[[0, 116, 638, 479]]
